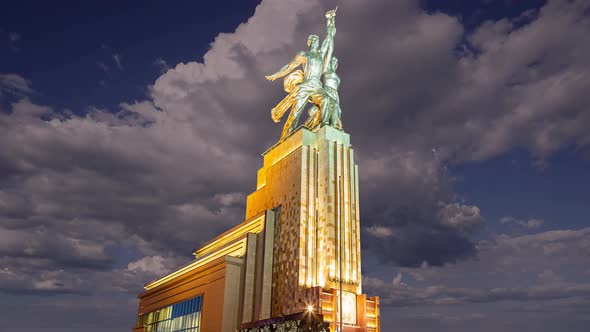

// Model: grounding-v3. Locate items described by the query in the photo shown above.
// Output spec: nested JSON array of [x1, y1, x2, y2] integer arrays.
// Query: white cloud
[[127, 256, 169, 276], [393, 272, 403, 288], [0, 73, 33, 96], [8, 32, 20, 51], [214, 192, 245, 207], [366, 225, 394, 238], [365, 227, 590, 309], [537, 269, 562, 284], [154, 58, 170, 74], [438, 203, 484, 232], [113, 53, 123, 70], [500, 216, 545, 229]]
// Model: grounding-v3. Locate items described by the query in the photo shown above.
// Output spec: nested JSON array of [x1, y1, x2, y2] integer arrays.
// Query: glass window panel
[[141, 295, 202, 332], [172, 303, 180, 319]]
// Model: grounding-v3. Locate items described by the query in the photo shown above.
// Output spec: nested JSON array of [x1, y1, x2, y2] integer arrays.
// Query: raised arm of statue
[[322, 30, 335, 73], [265, 52, 306, 81], [320, 8, 337, 61]]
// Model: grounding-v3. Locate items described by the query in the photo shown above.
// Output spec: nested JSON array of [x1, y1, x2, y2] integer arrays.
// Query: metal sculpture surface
[[266, 8, 342, 140]]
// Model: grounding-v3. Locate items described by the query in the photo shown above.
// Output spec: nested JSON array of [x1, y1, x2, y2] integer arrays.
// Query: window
[[138, 295, 203, 332]]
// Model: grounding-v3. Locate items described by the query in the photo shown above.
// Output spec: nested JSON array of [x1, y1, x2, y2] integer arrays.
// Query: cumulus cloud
[[345, 0, 590, 267], [0, 73, 33, 97], [154, 58, 170, 74], [8, 32, 20, 51], [500, 216, 544, 229], [359, 149, 479, 266], [214, 192, 246, 207], [113, 53, 123, 70], [366, 225, 394, 238], [127, 255, 176, 276], [373, 281, 590, 307], [365, 227, 590, 308], [393, 272, 403, 288], [0, 225, 112, 269], [537, 269, 562, 284], [438, 203, 484, 232]]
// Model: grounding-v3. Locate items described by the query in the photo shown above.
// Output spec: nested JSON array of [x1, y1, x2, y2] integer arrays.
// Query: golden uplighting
[[194, 214, 265, 257], [145, 237, 248, 290]]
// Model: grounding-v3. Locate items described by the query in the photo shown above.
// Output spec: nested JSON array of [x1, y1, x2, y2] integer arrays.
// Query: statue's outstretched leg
[[281, 97, 308, 140], [304, 105, 320, 129], [289, 98, 308, 132], [281, 116, 295, 139]]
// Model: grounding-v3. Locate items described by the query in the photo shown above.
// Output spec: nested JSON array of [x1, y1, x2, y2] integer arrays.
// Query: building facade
[[134, 126, 380, 332]]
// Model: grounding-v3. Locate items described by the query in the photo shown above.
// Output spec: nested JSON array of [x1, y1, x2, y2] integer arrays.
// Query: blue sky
[[1, 1, 259, 111], [1, 1, 589, 331], [452, 147, 590, 232]]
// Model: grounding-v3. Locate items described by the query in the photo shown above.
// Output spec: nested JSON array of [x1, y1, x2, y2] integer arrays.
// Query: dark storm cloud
[[0, 95, 250, 295], [334, 0, 590, 266], [373, 281, 590, 307], [0, 226, 112, 269], [364, 227, 590, 307], [365, 224, 478, 267]]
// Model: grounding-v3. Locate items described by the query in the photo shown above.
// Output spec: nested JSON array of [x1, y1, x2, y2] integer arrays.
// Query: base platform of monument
[[245, 126, 380, 332], [240, 311, 330, 332]]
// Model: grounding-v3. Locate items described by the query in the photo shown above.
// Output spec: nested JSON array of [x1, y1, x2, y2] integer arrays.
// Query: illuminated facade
[[134, 126, 380, 332], [245, 125, 380, 331]]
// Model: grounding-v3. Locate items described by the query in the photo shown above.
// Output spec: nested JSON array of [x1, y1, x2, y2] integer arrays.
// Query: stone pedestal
[[246, 126, 377, 331]]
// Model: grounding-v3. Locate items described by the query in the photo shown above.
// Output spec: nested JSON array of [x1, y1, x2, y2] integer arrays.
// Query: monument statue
[[266, 8, 342, 140], [304, 56, 342, 131], [134, 7, 380, 332]]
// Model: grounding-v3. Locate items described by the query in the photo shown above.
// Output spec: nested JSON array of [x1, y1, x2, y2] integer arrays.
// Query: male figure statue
[[305, 56, 342, 130], [266, 8, 337, 140]]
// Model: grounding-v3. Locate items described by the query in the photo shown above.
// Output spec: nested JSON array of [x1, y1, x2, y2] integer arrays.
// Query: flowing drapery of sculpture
[[266, 8, 340, 140]]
